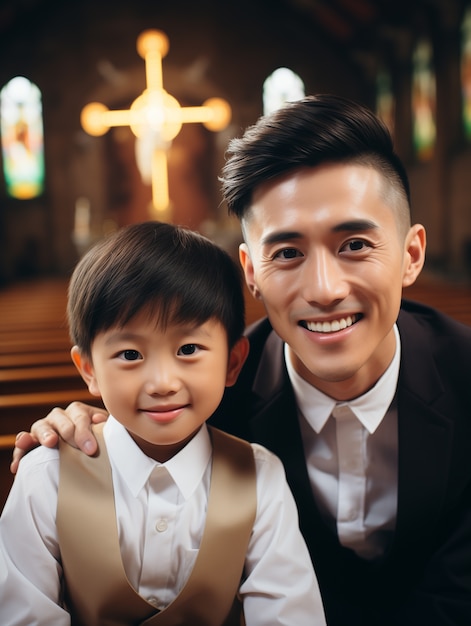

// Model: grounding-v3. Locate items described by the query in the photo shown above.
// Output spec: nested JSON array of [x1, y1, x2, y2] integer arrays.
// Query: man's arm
[[10, 402, 108, 474]]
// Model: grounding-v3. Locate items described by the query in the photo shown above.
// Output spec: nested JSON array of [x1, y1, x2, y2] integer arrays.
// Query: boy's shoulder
[[17, 443, 60, 475]]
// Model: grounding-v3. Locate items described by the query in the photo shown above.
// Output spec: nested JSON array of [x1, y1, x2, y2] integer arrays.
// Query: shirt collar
[[104, 416, 212, 500], [285, 324, 401, 435]]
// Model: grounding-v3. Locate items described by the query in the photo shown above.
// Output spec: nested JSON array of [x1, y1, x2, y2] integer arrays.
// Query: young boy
[[0, 221, 325, 625]]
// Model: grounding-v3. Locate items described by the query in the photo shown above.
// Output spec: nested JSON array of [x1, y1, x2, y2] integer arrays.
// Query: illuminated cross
[[80, 29, 231, 217]]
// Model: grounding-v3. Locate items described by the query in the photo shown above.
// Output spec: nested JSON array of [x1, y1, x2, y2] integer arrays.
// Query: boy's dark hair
[[68, 221, 245, 356], [220, 94, 411, 221]]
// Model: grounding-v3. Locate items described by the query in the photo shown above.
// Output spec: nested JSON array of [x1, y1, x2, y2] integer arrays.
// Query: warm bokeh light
[[80, 29, 231, 216]]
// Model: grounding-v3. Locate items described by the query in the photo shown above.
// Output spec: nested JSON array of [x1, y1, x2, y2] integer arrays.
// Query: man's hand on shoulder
[[10, 402, 108, 474]]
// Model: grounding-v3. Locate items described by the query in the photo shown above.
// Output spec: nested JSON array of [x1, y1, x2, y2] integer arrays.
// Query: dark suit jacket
[[210, 300, 471, 625]]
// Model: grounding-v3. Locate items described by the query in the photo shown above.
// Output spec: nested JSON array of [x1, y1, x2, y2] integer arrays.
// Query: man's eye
[[121, 350, 141, 361], [274, 248, 301, 259], [342, 240, 369, 252], [348, 240, 365, 251], [178, 344, 198, 356]]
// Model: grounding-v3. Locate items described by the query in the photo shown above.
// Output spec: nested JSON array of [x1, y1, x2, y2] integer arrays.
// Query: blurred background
[[1, 0, 471, 280], [2, 0, 471, 507]]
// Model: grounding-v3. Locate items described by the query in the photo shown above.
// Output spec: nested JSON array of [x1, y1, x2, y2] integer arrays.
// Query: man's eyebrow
[[261, 231, 304, 246], [260, 221, 378, 245], [332, 220, 378, 233]]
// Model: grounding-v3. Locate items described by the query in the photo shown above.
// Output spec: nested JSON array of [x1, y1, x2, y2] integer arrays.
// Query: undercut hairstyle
[[67, 221, 245, 357], [220, 94, 411, 234]]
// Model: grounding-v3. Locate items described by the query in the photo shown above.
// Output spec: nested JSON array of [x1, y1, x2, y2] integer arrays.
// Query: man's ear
[[70, 346, 101, 397], [239, 243, 261, 300], [402, 223, 426, 288], [225, 336, 249, 387]]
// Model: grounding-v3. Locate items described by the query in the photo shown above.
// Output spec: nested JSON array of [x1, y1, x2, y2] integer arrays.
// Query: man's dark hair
[[68, 221, 245, 356], [220, 94, 411, 221]]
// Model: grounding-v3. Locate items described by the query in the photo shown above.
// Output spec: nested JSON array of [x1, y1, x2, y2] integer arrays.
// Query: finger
[[30, 411, 67, 446], [14, 430, 39, 450], [10, 447, 24, 475], [91, 408, 109, 424], [72, 414, 99, 455], [66, 402, 107, 454], [10, 431, 39, 474]]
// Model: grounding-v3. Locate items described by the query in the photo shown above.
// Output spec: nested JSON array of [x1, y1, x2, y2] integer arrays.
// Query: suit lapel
[[247, 330, 336, 561], [249, 329, 307, 479]]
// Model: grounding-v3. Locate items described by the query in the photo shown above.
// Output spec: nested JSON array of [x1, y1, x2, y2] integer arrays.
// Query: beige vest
[[57, 424, 256, 626]]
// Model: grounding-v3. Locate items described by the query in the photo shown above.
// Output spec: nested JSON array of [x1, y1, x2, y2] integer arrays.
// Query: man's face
[[240, 163, 425, 401]]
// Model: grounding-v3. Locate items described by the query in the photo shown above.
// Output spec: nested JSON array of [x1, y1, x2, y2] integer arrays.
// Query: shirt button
[[147, 596, 159, 607], [155, 518, 168, 532]]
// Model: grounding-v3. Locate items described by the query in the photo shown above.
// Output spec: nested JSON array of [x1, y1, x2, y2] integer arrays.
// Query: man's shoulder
[[210, 318, 280, 438], [245, 316, 275, 344], [399, 299, 471, 391], [399, 299, 471, 342], [242, 316, 285, 382]]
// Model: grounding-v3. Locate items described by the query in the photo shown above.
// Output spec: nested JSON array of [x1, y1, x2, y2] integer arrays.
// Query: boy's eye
[[121, 349, 142, 361], [178, 344, 198, 356]]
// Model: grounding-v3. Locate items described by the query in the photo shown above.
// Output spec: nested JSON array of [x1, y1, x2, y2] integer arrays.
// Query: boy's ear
[[70, 346, 101, 397], [225, 336, 249, 387]]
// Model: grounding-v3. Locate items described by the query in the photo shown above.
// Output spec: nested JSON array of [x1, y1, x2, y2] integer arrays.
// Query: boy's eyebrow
[[103, 330, 141, 345], [102, 321, 213, 344]]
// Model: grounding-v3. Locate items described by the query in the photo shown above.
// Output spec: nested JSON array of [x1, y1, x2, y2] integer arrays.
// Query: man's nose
[[301, 250, 348, 306]]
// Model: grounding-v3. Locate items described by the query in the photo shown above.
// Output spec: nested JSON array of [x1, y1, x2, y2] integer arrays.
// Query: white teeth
[[306, 315, 357, 333]]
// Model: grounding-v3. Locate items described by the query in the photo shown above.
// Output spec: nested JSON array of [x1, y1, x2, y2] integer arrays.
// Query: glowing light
[[80, 29, 231, 217]]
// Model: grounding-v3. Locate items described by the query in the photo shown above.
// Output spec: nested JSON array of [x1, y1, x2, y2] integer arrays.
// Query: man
[[12, 95, 471, 625]]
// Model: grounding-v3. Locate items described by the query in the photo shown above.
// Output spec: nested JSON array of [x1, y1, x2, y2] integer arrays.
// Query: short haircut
[[68, 221, 245, 356], [220, 94, 411, 232]]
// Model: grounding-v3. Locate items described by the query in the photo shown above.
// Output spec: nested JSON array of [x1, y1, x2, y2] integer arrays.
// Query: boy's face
[[71, 312, 247, 462], [239, 163, 425, 401]]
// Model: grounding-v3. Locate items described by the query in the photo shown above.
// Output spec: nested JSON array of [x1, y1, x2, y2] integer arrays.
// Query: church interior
[[1, 0, 471, 507]]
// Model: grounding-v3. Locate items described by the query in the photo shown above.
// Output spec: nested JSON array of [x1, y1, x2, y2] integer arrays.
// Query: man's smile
[[300, 314, 362, 333]]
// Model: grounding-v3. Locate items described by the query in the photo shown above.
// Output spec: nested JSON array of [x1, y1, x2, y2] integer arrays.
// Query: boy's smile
[[72, 312, 247, 462]]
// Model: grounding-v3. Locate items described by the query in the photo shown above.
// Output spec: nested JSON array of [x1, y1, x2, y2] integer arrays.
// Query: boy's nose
[[144, 361, 181, 396]]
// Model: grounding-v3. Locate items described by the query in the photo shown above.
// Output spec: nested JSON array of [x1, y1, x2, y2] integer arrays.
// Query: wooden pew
[[0, 388, 103, 436], [0, 351, 72, 369], [0, 278, 78, 509], [0, 336, 73, 355], [0, 364, 84, 394]]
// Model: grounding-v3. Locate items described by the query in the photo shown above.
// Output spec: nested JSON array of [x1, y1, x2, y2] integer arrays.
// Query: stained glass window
[[411, 40, 436, 160], [263, 67, 305, 115], [461, 6, 471, 140], [0, 76, 45, 199]]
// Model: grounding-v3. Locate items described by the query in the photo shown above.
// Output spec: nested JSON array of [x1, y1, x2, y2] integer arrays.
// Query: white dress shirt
[[0, 417, 325, 626], [285, 325, 400, 559]]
